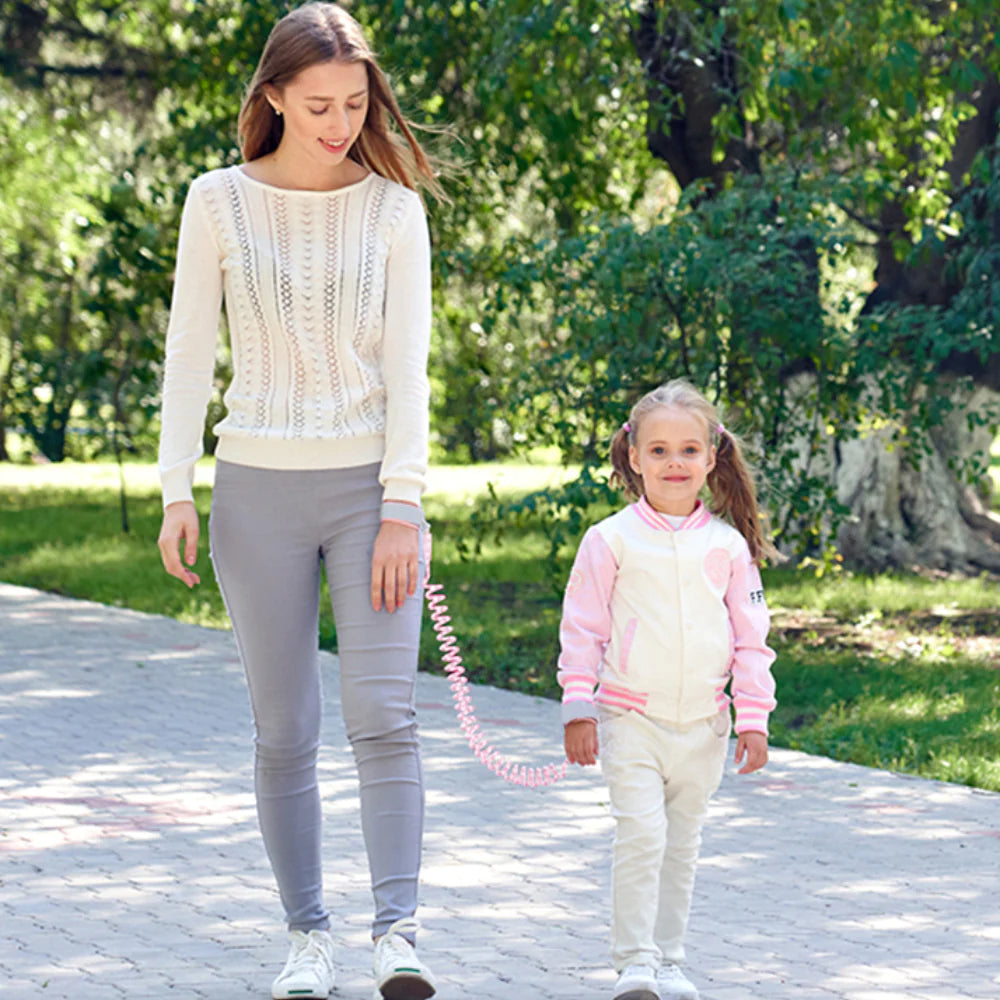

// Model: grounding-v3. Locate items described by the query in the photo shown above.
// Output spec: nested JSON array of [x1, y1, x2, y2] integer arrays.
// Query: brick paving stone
[[3, 581, 1000, 1000]]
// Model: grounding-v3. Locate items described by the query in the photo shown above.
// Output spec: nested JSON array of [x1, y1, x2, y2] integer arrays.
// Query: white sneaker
[[612, 963, 660, 1000], [656, 962, 698, 1000], [271, 929, 336, 999], [372, 917, 436, 1000]]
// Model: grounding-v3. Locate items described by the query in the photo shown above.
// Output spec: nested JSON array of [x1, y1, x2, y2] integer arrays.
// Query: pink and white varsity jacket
[[557, 497, 777, 735]]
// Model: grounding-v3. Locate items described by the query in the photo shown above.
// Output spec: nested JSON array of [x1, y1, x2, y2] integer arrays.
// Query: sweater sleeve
[[724, 542, 777, 735], [557, 527, 618, 725], [158, 178, 224, 508], [379, 191, 431, 505]]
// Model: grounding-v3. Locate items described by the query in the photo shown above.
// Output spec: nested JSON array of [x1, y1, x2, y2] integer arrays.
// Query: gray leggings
[[209, 459, 426, 937]]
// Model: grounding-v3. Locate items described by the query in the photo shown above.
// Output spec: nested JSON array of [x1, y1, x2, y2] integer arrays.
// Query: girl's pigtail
[[708, 430, 782, 565], [609, 426, 643, 500]]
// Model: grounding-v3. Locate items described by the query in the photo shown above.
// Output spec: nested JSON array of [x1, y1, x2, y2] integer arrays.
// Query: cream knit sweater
[[158, 165, 431, 508]]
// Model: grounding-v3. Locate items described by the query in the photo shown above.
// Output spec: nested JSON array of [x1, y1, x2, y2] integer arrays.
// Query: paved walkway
[[2, 581, 999, 1000]]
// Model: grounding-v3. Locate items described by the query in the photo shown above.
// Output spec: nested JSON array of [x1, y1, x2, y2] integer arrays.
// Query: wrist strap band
[[381, 500, 423, 528]]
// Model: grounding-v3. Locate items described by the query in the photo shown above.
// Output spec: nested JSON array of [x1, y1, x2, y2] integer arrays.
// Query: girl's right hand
[[158, 500, 201, 588], [564, 718, 599, 766]]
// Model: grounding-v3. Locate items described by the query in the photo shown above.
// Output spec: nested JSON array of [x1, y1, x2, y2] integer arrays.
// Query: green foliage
[[359, 0, 655, 456], [464, 1, 1000, 560], [652, 0, 1000, 232], [0, 82, 104, 460], [477, 170, 865, 556], [456, 465, 618, 584]]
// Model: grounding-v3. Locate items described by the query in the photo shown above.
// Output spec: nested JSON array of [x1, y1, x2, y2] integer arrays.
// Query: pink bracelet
[[381, 517, 420, 530]]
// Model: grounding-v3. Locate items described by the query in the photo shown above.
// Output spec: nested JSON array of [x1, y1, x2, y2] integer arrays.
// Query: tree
[[484, 0, 1000, 571], [0, 80, 106, 461], [631, 0, 1000, 570]]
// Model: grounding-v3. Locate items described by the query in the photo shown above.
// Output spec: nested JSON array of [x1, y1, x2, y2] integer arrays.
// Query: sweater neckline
[[232, 164, 376, 196], [633, 496, 712, 532]]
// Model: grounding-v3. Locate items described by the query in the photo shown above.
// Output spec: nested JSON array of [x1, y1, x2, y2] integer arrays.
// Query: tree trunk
[[632, 1, 758, 190], [834, 384, 1000, 574], [36, 269, 79, 463], [0, 257, 23, 462], [0, 338, 11, 462]]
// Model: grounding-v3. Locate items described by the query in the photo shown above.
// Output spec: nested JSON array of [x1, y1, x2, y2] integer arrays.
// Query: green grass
[[2, 458, 999, 791], [764, 566, 1000, 616], [768, 649, 1000, 789], [0, 462, 229, 628]]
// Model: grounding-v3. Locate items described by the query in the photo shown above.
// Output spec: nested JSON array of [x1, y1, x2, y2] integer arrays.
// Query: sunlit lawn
[[2, 457, 998, 791]]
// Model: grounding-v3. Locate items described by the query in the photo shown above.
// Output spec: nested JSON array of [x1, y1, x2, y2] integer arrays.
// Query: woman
[[156, 5, 441, 998]]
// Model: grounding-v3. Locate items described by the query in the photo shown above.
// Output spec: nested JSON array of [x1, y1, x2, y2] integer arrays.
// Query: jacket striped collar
[[632, 496, 712, 532]]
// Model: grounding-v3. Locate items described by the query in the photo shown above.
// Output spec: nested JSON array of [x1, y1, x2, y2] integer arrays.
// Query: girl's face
[[266, 59, 369, 180], [629, 405, 716, 517]]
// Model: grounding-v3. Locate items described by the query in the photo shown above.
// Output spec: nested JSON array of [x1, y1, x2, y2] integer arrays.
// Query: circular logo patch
[[704, 548, 731, 590]]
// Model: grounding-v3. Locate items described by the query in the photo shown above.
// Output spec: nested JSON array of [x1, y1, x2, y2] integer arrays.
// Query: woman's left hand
[[371, 521, 420, 613]]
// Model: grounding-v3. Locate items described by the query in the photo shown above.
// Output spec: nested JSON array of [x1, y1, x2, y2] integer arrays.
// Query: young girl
[[558, 379, 778, 1000], [157, 5, 442, 999]]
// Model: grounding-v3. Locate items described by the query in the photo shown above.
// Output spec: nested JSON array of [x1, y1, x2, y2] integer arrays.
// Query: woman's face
[[266, 59, 369, 174]]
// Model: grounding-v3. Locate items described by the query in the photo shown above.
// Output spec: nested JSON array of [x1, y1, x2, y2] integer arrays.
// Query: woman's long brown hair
[[237, 2, 445, 199]]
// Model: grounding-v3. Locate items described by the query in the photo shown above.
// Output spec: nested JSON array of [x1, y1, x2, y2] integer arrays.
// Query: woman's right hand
[[158, 500, 201, 588], [564, 718, 599, 766]]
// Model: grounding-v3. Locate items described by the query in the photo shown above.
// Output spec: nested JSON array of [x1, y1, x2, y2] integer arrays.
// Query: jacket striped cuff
[[734, 710, 770, 735]]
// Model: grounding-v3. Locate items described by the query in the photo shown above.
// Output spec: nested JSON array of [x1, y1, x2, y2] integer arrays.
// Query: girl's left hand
[[371, 521, 420, 613], [735, 731, 769, 774]]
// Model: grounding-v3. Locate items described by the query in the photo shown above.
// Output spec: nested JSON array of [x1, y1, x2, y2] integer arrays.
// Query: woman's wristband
[[381, 500, 423, 528]]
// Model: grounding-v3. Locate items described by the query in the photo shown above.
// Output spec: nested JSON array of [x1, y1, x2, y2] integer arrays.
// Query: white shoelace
[[377, 918, 421, 966], [285, 932, 334, 976], [384, 917, 419, 941]]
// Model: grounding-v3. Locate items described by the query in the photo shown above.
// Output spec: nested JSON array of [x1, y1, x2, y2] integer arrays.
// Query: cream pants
[[598, 707, 730, 970]]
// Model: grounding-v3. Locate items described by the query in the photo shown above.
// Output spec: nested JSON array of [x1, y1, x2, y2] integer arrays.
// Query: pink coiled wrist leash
[[424, 582, 569, 788]]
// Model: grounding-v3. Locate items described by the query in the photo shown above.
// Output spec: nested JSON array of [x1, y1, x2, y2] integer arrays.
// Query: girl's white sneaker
[[656, 961, 699, 1000], [372, 917, 436, 1000], [612, 963, 660, 1000], [271, 929, 337, 999]]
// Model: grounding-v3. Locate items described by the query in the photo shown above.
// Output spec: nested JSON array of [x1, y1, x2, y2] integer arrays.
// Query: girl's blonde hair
[[609, 379, 780, 564], [238, 2, 444, 199]]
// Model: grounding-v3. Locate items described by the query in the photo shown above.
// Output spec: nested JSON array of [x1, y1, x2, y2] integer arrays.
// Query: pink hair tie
[[717, 422, 727, 436], [622, 421, 632, 433]]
